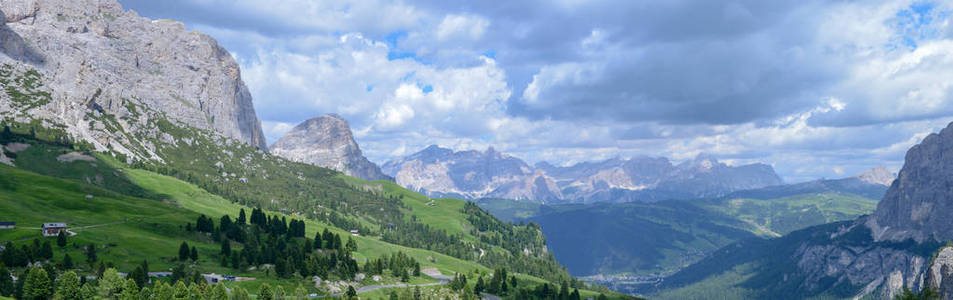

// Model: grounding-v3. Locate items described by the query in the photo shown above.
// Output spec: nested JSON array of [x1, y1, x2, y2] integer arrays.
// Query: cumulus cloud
[[118, 0, 953, 182]]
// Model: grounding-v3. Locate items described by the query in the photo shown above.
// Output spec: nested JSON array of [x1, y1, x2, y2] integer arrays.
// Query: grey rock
[[382, 145, 562, 202], [384, 147, 781, 204], [270, 114, 391, 181], [854, 167, 897, 186], [0, 0, 266, 153], [870, 121, 953, 243]]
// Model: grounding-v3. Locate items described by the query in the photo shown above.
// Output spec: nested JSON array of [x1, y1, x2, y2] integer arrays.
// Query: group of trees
[[1, 239, 53, 268], [177, 242, 198, 262], [362, 252, 420, 282], [188, 209, 387, 282], [11, 266, 254, 300]]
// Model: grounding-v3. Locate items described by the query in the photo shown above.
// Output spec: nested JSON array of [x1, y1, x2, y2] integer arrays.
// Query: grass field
[[0, 139, 633, 299]]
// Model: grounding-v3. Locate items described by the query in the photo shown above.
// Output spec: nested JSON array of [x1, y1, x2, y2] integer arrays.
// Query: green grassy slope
[[479, 192, 878, 283], [0, 138, 633, 299], [703, 193, 878, 236]]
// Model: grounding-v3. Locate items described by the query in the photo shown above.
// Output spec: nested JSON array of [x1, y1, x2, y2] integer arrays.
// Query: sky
[[116, 0, 953, 183]]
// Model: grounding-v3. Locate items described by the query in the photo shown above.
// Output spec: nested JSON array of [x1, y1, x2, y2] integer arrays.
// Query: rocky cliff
[[868, 123, 953, 243], [0, 0, 267, 157], [750, 122, 953, 299], [270, 114, 391, 181], [381, 145, 563, 202], [384, 146, 782, 203]]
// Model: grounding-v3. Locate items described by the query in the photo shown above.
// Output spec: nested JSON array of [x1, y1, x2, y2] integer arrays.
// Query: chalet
[[0, 222, 14, 229], [349, 229, 359, 236], [202, 273, 236, 284], [42, 223, 67, 237]]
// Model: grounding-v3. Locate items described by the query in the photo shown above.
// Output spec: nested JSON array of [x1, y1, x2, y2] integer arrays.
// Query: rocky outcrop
[[855, 167, 897, 186], [270, 114, 391, 181], [0, 0, 267, 155], [384, 147, 782, 203], [927, 247, 953, 300], [382, 145, 563, 202], [869, 122, 953, 243]]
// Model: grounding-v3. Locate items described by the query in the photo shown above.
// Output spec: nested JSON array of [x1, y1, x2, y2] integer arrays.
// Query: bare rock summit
[[270, 114, 391, 181], [0, 0, 267, 157]]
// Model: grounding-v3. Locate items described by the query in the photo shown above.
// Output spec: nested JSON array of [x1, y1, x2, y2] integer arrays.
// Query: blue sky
[[117, 0, 953, 183]]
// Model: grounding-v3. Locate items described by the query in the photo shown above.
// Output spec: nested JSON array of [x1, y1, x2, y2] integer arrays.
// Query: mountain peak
[[271, 114, 391, 181], [869, 122, 953, 242], [853, 166, 896, 186]]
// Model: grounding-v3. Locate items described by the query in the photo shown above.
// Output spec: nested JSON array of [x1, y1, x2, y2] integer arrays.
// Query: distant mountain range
[[477, 167, 893, 279], [646, 122, 953, 299], [382, 145, 783, 203]]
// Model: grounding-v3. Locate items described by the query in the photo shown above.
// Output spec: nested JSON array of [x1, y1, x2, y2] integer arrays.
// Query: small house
[[0, 222, 14, 229], [349, 229, 359, 236], [42, 223, 67, 237]]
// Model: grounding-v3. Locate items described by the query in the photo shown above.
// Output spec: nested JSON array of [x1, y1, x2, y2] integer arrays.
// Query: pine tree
[[413, 262, 421, 277], [272, 285, 285, 300], [0, 265, 13, 297], [294, 284, 307, 300], [86, 244, 97, 265], [413, 286, 421, 300], [119, 279, 140, 300], [179, 242, 190, 261], [80, 283, 98, 300], [570, 288, 581, 300], [345, 237, 358, 253], [172, 281, 189, 299], [22, 267, 52, 300], [231, 287, 251, 300], [155, 282, 174, 300], [221, 238, 232, 256], [257, 283, 273, 300], [99, 268, 125, 299], [188, 283, 204, 300], [209, 283, 228, 300], [56, 231, 67, 248], [54, 271, 81, 300], [389, 290, 399, 300], [238, 209, 247, 225], [55, 254, 70, 271], [346, 286, 357, 299], [475, 277, 485, 295], [190, 246, 198, 262], [139, 287, 153, 300], [39, 241, 53, 260]]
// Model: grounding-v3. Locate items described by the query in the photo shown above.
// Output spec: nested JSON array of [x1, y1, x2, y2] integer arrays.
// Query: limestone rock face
[[869, 122, 953, 243], [270, 114, 391, 181], [855, 167, 897, 186], [384, 147, 781, 203], [0, 0, 267, 151], [927, 247, 953, 300]]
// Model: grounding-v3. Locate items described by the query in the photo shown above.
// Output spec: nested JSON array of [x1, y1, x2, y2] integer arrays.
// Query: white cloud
[[436, 14, 489, 41]]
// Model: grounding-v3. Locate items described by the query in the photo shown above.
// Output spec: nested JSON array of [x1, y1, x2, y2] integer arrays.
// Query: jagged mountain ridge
[[653, 122, 953, 299], [270, 114, 391, 181], [383, 145, 782, 203], [0, 0, 267, 160], [381, 145, 563, 202]]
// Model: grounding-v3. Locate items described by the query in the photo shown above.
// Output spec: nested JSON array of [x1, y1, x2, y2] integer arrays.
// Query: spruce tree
[[0, 265, 13, 297], [61, 253, 73, 270], [178, 242, 190, 261], [22, 267, 52, 300], [119, 279, 140, 300], [190, 246, 198, 262], [257, 283, 273, 300], [86, 243, 97, 265], [56, 231, 67, 248], [209, 284, 228, 300], [54, 271, 81, 300]]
